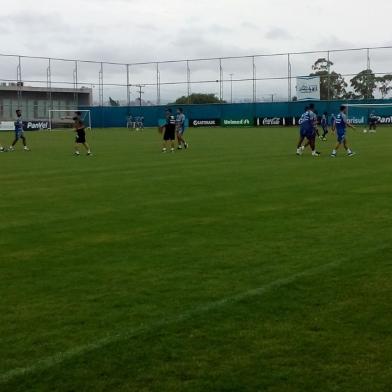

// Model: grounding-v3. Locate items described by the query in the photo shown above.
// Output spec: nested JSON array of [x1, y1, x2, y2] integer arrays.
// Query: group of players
[[160, 108, 188, 153], [296, 103, 356, 158], [0, 110, 92, 156]]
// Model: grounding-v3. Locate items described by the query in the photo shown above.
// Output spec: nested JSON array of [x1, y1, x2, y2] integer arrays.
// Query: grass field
[[0, 126, 391, 391]]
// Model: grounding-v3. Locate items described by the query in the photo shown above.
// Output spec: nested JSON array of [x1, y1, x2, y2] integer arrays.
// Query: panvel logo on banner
[[222, 118, 253, 127], [296, 76, 320, 101], [190, 119, 220, 127], [24, 121, 49, 130], [376, 115, 392, 124]]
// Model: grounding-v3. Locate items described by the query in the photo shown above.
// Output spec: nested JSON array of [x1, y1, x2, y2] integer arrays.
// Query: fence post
[[156, 62, 161, 105], [126, 64, 131, 106]]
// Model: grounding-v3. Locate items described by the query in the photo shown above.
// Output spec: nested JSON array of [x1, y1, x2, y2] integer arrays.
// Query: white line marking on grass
[[0, 260, 340, 384]]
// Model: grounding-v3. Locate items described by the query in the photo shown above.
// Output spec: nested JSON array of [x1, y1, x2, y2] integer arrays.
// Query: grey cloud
[[265, 27, 293, 40]]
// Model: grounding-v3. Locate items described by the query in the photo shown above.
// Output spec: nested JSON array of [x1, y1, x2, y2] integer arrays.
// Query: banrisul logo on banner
[[190, 119, 220, 127], [223, 118, 252, 127], [296, 76, 320, 101]]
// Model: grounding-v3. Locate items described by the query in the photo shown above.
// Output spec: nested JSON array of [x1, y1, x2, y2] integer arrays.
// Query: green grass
[[0, 127, 391, 391]]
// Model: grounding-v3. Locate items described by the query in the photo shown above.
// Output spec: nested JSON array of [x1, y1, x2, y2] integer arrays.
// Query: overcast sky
[[1, 0, 391, 102]]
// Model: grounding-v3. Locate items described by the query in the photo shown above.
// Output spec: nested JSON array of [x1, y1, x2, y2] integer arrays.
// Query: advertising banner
[[190, 119, 221, 127], [296, 76, 321, 101], [222, 118, 252, 127]]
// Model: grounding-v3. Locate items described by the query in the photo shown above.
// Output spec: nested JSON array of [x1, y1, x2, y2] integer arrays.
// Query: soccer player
[[296, 104, 320, 156], [162, 109, 176, 153], [368, 111, 378, 133], [73, 115, 92, 156], [176, 108, 188, 150], [331, 105, 356, 158], [321, 112, 328, 141], [9, 109, 29, 151], [330, 113, 336, 133]]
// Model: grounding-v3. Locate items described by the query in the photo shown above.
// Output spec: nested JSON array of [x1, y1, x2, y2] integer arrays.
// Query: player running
[[9, 109, 29, 151], [162, 109, 176, 153], [331, 105, 356, 158], [73, 115, 92, 156], [176, 108, 188, 150], [296, 104, 320, 156]]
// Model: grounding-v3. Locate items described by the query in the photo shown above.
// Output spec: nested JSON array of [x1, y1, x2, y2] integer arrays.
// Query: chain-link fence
[[1, 46, 392, 121]]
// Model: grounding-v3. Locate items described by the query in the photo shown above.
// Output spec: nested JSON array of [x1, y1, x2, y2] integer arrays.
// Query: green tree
[[377, 74, 392, 98], [174, 93, 225, 105], [349, 69, 378, 99], [310, 58, 347, 100]]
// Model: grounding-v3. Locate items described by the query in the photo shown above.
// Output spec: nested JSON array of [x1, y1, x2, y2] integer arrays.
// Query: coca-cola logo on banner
[[257, 117, 284, 126]]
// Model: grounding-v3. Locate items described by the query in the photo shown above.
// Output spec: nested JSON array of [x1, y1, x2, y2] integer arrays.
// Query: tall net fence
[[1, 46, 392, 121]]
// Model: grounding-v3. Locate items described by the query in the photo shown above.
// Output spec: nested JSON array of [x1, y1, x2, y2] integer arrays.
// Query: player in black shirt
[[73, 116, 92, 156], [162, 109, 176, 153]]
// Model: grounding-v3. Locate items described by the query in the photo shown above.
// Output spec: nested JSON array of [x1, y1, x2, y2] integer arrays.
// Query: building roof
[[0, 84, 92, 94]]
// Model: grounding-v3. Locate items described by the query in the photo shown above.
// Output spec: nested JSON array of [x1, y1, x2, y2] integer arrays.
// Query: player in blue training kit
[[331, 105, 356, 157], [175, 108, 188, 150], [321, 112, 328, 141], [296, 103, 320, 156], [9, 109, 29, 151]]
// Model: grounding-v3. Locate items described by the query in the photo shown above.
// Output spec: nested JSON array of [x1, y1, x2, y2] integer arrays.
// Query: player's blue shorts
[[337, 130, 346, 143], [15, 129, 24, 139], [177, 126, 186, 135]]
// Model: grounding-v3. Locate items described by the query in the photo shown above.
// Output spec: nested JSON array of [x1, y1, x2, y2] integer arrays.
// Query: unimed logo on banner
[[223, 118, 252, 127]]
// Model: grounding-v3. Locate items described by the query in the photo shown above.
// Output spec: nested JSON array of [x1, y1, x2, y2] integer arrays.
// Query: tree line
[[309, 57, 392, 100]]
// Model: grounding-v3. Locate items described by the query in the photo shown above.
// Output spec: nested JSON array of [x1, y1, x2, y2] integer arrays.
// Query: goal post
[[345, 103, 392, 129], [48, 109, 92, 131]]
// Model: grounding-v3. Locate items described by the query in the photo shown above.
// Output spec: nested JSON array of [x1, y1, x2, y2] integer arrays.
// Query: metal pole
[[46, 58, 52, 115], [99, 62, 104, 106], [219, 59, 223, 102], [126, 64, 131, 106], [229, 73, 234, 103], [156, 63, 160, 105], [366, 48, 371, 100], [287, 53, 292, 102], [252, 56, 256, 103], [73, 60, 78, 108], [327, 51, 331, 101], [17, 56, 22, 109], [186, 60, 191, 104]]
